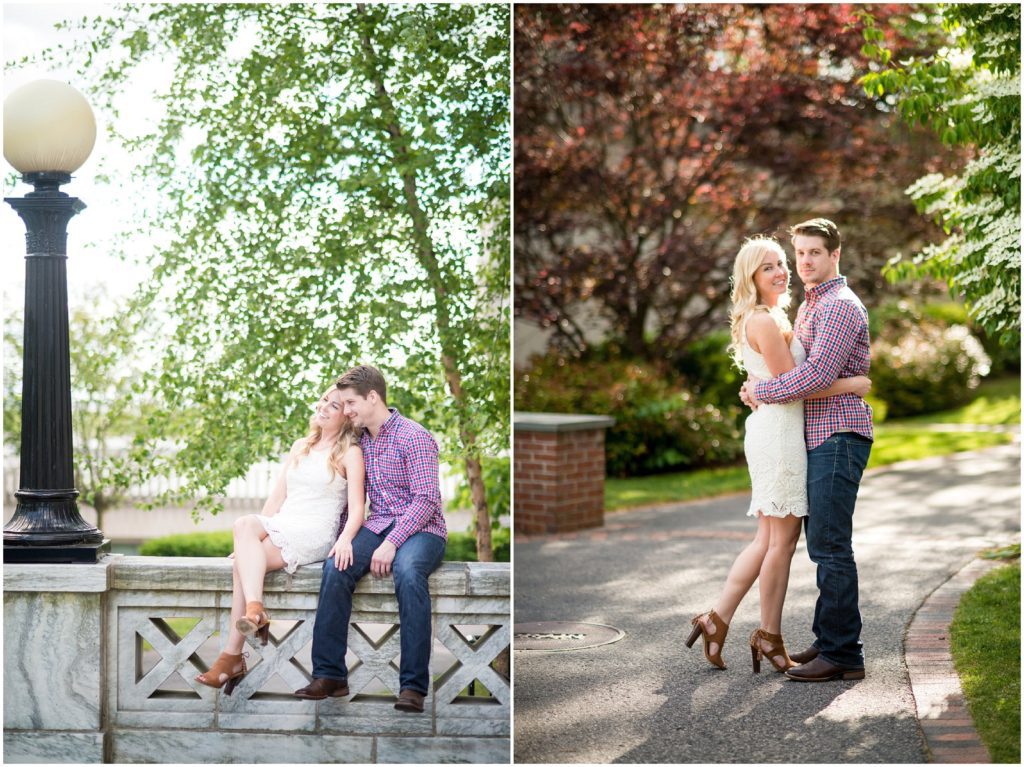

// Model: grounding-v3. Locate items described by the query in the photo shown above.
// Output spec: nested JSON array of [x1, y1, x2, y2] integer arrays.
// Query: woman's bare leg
[[223, 559, 248, 654], [757, 514, 802, 665], [196, 558, 249, 684], [198, 526, 287, 685], [232, 515, 284, 604], [700, 513, 771, 657], [227, 537, 286, 649]]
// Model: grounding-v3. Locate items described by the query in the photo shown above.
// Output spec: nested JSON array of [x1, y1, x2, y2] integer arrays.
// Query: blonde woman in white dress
[[685, 237, 871, 672], [196, 386, 365, 694]]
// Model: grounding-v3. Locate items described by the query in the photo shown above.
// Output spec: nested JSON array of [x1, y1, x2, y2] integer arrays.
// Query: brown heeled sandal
[[195, 651, 247, 695], [236, 601, 270, 646], [749, 628, 794, 673], [686, 609, 729, 669]]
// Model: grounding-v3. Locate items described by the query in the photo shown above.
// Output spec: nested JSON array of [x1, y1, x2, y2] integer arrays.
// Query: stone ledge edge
[[514, 411, 616, 432], [4, 555, 509, 596]]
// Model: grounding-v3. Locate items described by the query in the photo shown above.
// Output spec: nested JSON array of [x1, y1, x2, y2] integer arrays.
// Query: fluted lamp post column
[[3, 79, 109, 563]]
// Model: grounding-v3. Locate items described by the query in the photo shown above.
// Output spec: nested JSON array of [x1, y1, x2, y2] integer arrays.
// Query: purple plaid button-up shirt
[[754, 276, 874, 450], [361, 408, 448, 547]]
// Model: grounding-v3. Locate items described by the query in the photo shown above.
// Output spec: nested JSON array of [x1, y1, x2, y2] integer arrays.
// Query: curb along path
[[906, 557, 1005, 764]]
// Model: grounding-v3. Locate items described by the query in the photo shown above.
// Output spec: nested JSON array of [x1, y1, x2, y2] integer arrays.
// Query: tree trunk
[[94, 498, 106, 541], [357, 5, 494, 561]]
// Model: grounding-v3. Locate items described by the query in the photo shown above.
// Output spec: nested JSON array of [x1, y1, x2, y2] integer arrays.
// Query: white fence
[[3, 458, 466, 511]]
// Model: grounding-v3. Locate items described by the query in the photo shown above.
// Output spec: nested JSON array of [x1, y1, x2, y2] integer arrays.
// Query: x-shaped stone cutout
[[345, 623, 402, 697], [133, 617, 216, 699], [434, 623, 511, 706], [230, 619, 314, 697]]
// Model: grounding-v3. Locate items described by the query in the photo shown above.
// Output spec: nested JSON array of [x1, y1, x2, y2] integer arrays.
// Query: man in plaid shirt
[[296, 365, 447, 712], [740, 219, 874, 682]]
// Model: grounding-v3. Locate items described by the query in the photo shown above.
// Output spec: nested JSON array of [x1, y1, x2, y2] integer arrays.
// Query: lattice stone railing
[[4, 555, 510, 764]]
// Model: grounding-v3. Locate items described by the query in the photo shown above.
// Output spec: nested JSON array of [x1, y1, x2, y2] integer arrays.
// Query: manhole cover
[[514, 621, 626, 651]]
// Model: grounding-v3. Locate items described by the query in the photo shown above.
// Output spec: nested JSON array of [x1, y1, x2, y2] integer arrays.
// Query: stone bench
[[4, 556, 510, 764]]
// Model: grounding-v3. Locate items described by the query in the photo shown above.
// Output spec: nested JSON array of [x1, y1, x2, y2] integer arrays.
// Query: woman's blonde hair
[[294, 389, 361, 481], [727, 236, 793, 370]]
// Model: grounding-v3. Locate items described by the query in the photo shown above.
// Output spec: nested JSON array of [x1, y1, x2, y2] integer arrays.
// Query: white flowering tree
[[858, 4, 1020, 345]]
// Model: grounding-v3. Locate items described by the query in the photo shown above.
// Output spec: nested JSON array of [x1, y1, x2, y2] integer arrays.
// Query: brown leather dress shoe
[[294, 678, 350, 699], [785, 655, 865, 682], [394, 689, 425, 712], [788, 644, 820, 665]]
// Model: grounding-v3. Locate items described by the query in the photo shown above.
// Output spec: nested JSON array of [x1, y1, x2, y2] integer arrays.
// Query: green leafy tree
[[858, 4, 1021, 344], [4, 290, 151, 532], [3, 300, 22, 453], [450, 455, 509, 529], [515, 3, 951, 361], [36, 3, 509, 559]]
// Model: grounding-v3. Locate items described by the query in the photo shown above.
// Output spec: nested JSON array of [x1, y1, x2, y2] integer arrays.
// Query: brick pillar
[[514, 413, 615, 534]]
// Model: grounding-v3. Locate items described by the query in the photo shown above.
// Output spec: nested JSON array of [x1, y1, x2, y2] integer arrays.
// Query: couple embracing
[[687, 218, 874, 682], [196, 364, 446, 713]]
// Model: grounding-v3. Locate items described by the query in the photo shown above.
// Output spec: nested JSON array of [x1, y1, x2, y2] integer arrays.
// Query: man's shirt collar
[[364, 407, 401, 442], [806, 275, 847, 303]]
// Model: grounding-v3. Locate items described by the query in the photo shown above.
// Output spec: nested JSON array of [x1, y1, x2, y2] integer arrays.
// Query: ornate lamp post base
[[4, 490, 110, 563], [4, 542, 111, 564]]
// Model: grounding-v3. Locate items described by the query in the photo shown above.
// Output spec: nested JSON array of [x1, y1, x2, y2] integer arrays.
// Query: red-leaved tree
[[515, 3, 954, 361]]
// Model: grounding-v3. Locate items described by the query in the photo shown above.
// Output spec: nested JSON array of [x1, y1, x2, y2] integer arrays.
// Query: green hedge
[[516, 350, 743, 477], [871, 301, 991, 418], [138, 526, 508, 562], [888, 300, 1019, 377], [139, 530, 232, 557], [675, 329, 744, 417], [444, 527, 510, 562]]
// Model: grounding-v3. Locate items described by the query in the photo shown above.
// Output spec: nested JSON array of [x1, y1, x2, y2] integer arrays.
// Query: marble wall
[[3, 555, 510, 764]]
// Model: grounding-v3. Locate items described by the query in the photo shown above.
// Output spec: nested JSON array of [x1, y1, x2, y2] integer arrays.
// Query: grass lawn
[[867, 427, 1012, 469], [897, 376, 1021, 426], [606, 466, 750, 511], [950, 558, 1021, 763], [141, 617, 202, 652], [605, 375, 1019, 511]]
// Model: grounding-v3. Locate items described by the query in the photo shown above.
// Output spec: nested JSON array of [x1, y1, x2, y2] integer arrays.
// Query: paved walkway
[[513, 444, 1020, 764]]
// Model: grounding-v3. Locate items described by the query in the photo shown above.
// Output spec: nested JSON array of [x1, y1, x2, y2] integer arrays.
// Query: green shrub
[[675, 329, 744, 414], [444, 527, 510, 562], [870, 299, 967, 336], [516, 351, 743, 477], [863, 394, 888, 424], [919, 301, 969, 326], [873, 323, 991, 417], [917, 300, 1018, 376], [139, 530, 233, 557], [138, 527, 508, 562], [869, 299, 992, 418]]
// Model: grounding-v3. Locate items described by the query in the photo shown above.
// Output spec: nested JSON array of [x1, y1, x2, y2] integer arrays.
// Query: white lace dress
[[256, 448, 349, 574], [741, 322, 809, 518]]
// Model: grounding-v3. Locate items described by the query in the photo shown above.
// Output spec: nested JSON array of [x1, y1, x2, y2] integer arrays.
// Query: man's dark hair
[[789, 218, 841, 253], [335, 365, 387, 404]]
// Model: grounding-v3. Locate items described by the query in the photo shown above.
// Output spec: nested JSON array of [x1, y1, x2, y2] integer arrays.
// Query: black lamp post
[[3, 79, 109, 563]]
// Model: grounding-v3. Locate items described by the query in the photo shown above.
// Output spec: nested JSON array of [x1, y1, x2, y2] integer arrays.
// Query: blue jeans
[[311, 524, 447, 694], [804, 432, 872, 668]]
